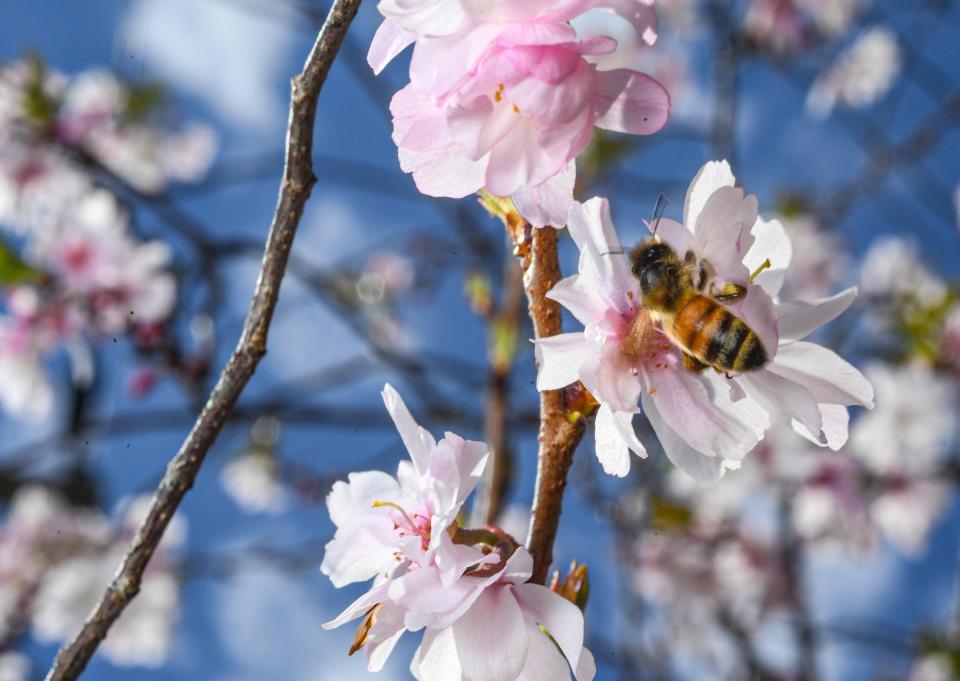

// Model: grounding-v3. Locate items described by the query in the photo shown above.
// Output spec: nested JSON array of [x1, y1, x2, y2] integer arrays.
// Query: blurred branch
[[472, 244, 524, 526], [42, 3, 363, 679]]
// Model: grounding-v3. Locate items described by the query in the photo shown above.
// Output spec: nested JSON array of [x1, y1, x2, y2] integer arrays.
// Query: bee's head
[[628, 240, 683, 310]]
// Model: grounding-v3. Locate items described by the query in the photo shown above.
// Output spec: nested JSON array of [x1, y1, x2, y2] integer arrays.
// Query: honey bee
[[628, 238, 769, 374]]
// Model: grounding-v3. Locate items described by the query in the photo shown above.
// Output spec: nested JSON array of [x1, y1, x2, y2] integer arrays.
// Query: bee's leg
[[682, 352, 708, 373], [714, 282, 747, 303]]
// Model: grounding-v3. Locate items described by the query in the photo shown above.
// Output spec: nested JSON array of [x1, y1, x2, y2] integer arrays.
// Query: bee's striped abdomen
[[671, 294, 768, 373]]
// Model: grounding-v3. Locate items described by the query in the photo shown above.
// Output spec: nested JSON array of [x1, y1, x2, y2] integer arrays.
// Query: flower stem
[[521, 226, 587, 584]]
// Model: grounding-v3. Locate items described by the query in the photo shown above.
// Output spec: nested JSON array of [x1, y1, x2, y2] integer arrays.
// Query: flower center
[[372, 500, 432, 552], [618, 306, 672, 366]]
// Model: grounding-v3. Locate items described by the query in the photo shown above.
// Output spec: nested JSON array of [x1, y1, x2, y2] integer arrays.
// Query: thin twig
[[521, 226, 587, 584], [42, 3, 363, 679]]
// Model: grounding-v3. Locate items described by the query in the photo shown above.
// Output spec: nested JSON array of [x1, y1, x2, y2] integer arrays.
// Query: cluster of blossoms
[[0, 58, 215, 231], [806, 26, 901, 118], [743, 0, 865, 55], [537, 160, 874, 484], [0, 58, 217, 420], [322, 385, 594, 681], [0, 189, 176, 419], [620, 360, 956, 676], [0, 487, 183, 667], [369, 0, 670, 227], [859, 235, 960, 372]]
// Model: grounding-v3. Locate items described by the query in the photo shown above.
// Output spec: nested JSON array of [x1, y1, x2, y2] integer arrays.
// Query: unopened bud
[[550, 560, 589, 611], [565, 382, 599, 424]]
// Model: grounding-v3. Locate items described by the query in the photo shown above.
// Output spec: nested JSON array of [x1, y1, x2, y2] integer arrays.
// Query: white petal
[[411, 627, 463, 681], [575, 648, 597, 681], [326, 471, 399, 528], [536, 333, 586, 391], [738, 369, 822, 438], [513, 583, 584, 671], [694, 187, 757, 281], [320, 522, 397, 588], [452, 587, 529, 681], [322, 582, 389, 630], [767, 342, 875, 408], [744, 216, 792, 298], [683, 160, 736, 232], [641, 393, 726, 485], [547, 275, 609, 327], [793, 404, 850, 450], [516, 621, 573, 681], [511, 161, 575, 229], [777, 288, 857, 343], [382, 383, 437, 474], [594, 404, 635, 477]]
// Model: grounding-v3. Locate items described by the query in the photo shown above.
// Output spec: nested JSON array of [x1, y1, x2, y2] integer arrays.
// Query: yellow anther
[[749, 258, 772, 283]]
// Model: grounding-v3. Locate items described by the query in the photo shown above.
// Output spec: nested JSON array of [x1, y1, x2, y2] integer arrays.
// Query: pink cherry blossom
[[321, 383, 493, 591], [374, 2, 668, 226], [321, 385, 593, 679], [537, 161, 873, 484], [536, 194, 769, 484]]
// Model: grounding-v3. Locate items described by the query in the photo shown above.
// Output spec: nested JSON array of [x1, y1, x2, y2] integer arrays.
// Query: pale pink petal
[[646, 366, 762, 463], [536, 333, 587, 390], [566, 197, 635, 312], [391, 85, 487, 198], [592, 70, 670, 135], [513, 582, 584, 671], [641, 393, 726, 485], [547, 274, 608, 326], [724, 284, 779, 358], [368, 20, 417, 75], [382, 383, 436, 474], [744, 216, 792, 298], [516, 621, 573, 681], [498, 22, 579, 48], [511, 160, 575, 228], [767, 342, 875, 408], [649, 217, 694, 254], [452, 587, 529, 681], [448, 96, 519, 161], [777, 288, 857, 342], [410, 26, 503, 97], [683, 160, 736, 231]]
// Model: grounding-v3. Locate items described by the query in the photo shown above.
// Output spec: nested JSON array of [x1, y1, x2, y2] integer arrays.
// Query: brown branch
[[521, 226, 587, 584], [41, 2, 363, 679]]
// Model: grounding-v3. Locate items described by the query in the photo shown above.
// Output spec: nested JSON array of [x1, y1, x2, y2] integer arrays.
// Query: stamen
[[749, 258, 772, 283], [372, 500, 418, 532], [494, 83, 505, 103]]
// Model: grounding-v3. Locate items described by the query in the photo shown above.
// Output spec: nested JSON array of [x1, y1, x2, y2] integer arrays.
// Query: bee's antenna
[[600, 248, 626, 256], [650, 193, 669, 237]]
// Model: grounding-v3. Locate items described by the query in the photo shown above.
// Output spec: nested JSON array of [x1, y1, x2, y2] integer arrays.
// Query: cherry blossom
[[0, 59, 216, 197], [373, 0, 668, 226], [807, 26, 901, 117], [537, 161, 872, 484], [849, 362, 956, 476], [321, 385, 593, 679], [0, 488, 183, 667]]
